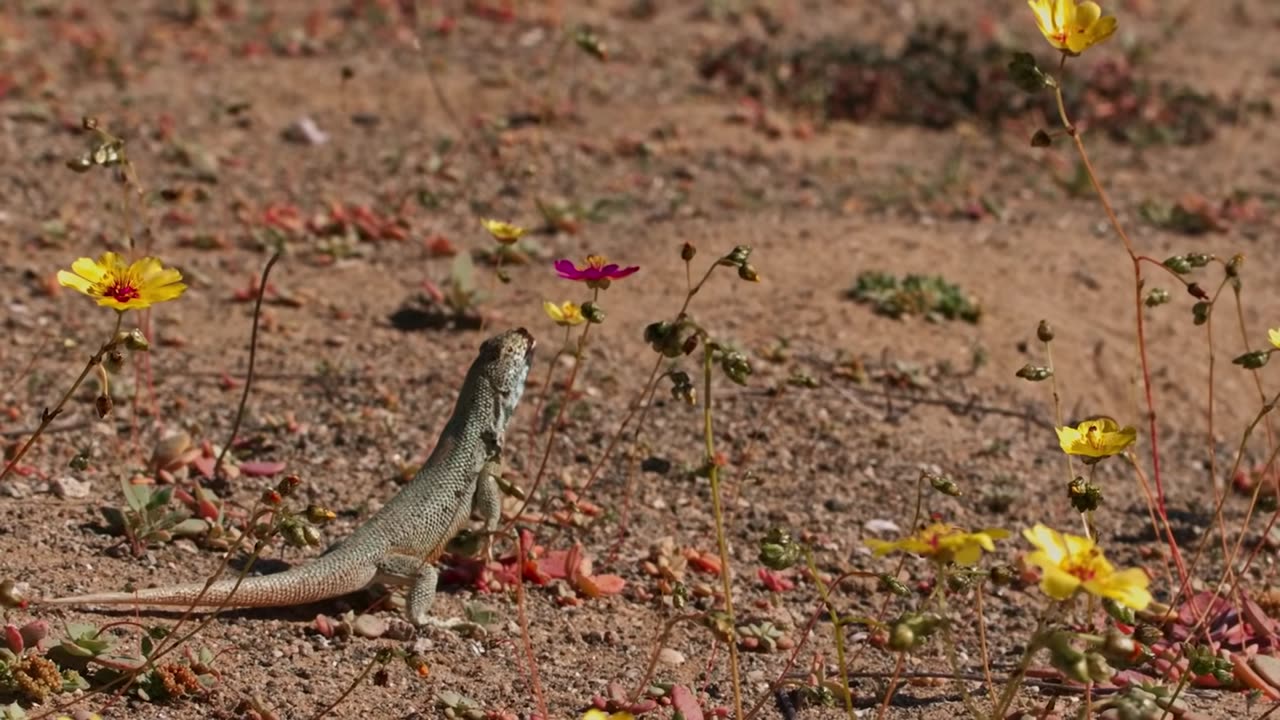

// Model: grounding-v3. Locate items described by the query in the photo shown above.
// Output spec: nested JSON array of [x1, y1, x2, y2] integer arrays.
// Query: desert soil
[[2, 0, 1279, 718]]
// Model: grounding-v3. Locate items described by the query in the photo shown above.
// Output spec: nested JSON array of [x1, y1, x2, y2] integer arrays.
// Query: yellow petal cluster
[[1055, 418, 1135, 459], [867, 523, 1009, 566], [57, 252, 186, 311], [1028, 0, 1117, 55], [543, 300, 585, 327], [1023, 524, 1151, 609]]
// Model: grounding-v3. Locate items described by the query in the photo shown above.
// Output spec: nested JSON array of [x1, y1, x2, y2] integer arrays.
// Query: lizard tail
[[43, 560, 379, 610]]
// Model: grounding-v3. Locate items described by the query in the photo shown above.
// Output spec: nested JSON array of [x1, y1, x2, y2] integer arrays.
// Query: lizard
[[43, 327, 536, 627]]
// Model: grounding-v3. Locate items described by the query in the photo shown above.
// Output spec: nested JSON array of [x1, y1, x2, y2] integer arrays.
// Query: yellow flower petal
[[70, 256, 110, 283], [1023, 524, 1069, 564], [56, 270, 96, 294], [1037, 562, 1083, 600], [1074, 1, 1102, 26], [1269, 328, 1280, 350]]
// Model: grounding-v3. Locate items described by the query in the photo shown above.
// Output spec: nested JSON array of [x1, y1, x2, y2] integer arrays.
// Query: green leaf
[[147, 485, 174, 511], [120, 477, 150, 513]]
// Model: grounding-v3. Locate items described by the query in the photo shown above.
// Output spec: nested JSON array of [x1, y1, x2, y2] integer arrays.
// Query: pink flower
[[554, 254, 639, 288]]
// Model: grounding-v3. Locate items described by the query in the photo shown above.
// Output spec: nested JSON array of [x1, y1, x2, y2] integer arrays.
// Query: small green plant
[[847, 271, 981, 323]]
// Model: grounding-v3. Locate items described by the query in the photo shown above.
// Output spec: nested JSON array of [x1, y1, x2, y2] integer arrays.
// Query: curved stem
[[0, 312, 123, 484], [702, 343, 744, 720]]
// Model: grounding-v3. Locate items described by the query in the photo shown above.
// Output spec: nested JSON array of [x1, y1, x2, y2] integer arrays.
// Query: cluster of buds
[[644, 317, 700, 358], [580, 301, 605, 324], [887, 612, 943, 652], [1068, 476, 1103, 512], [66, 116, 126, 174], [666, 369, 696, 405], [94, 328, 153, 419], [1042, 629, 1115, 684], [256, 476, 336, 550], [1161, 253, 1213, 275], [717, 245, 761, 283]]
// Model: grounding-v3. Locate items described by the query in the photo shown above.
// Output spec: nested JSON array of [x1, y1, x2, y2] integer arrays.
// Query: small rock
[[49, 476, 91, 499], [823, 497, 851, 513], [0, 480, 32, 499], [384, 618, 416, 641], [282, 116, 329, 145], [657, 647, 685, 666], [863, 518, 900, 536], [352, 614, 387, 639]]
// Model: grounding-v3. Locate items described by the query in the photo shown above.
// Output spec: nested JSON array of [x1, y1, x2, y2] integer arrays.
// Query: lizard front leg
[[473, 458, 503, 564]]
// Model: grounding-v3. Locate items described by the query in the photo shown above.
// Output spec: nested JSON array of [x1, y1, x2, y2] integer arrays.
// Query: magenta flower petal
[[554, 259, 585, 280], [610, 265, 640, 279]]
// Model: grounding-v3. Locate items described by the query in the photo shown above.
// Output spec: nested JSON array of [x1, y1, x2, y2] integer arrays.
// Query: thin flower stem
[[513, 527, 550, 720], [975, 584, 996, 701], [991, 611, 1052, 718], [1051, 65, 1188, 590], [580, 261, 720, 495], [213, 252, 280, 480], [0, 312, 123, 484], [702, 342, 745, 720], [1043, 340, 1075, 484], [805, 551, 854, 720], [934, 564, 986, 720], [306, 650, 391, 720], [504, 292, 596, 530], [876, 652, 906, 720]]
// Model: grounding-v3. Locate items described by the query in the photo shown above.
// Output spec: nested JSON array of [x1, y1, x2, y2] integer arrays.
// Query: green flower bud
[[581, 301, 605, 324], [1015, 364, 1053, 381], [1162, 255, 1193, 274], [1036, 320, 1054, 343], [1233, 350, 1271, 370], [1068, 476, 1103, 512], [719, 349, 753, 385], [758, 528, 800, 570], [1144, 288, 1170, 307], [1191, 301, 1210, 325]]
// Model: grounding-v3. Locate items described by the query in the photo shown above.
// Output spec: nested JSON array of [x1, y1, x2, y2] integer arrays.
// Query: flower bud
[[1068, 477, 1102, 512], [275, 474, 303, 497], [719, 349, 752, 385], [878, 574, 910, 597], [758, 528, 800, 570], [737, 264, 761, 282], [721, 245, 752, 268], [581, 301, 605, 324], [926, 472, 961, 497], [1163, 255, 1193, 274], [1191, 301, 1210, 326], [95, 394, 113, 419], [1186, 283, 1208, 300], [988, 565, 1017, 586], [1036, 320, 1054, 343], [1133, 624, 1164, 646], [66, 156, 94, 173], [124, 328, 150, 352], [1015, 364, 1053, 382], [1186, 253, 1212, 268], [306, 505, 337, 524], [1030, 129, 1052, 147], [104, 348, 126, 374], [1144, 288, 1170, 307], [680, 242, 696, 262], [1234, 350, 1272, 370]]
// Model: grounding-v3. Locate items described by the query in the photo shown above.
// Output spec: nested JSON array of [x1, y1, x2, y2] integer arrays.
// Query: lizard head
[[474, 327, 535, 427]]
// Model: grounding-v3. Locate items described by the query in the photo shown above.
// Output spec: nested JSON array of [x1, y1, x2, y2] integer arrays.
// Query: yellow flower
[[1027, 0, 1117, 55], [57, 252, 186, 311], [543, 300, 585, 327], [1268, 328, 1280, 350], [1023, 524, 1151, 609], [1055, 418, 1135, 459], [866, 523, 1010, 566], [480, 218, 526, 245], [581, 711, 634, 720]]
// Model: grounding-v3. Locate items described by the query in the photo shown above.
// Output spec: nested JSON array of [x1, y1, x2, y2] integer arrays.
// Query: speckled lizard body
[[45, 328, 535, 626]]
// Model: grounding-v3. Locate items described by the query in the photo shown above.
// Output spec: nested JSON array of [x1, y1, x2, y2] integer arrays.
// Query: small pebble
[[657, 647, 685, 666], [352, 614, 387, 639]]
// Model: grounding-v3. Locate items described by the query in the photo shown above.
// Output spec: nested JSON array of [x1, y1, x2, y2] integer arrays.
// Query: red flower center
[[105, 280, 140, 303]]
